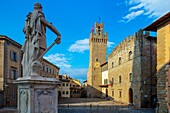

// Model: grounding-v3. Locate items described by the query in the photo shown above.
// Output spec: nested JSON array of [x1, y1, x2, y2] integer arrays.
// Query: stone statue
[[21, 2, 61, 77]]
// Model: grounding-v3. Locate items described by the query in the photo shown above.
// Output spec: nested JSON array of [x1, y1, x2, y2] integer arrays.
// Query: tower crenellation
[[109, 30, 150, 58]]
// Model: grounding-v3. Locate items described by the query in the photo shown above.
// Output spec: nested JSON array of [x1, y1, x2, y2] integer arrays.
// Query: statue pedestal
[[14, 76, 60, 113]]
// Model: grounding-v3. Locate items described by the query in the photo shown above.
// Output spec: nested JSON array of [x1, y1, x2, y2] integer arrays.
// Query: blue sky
[[0, 0, 169, 83]]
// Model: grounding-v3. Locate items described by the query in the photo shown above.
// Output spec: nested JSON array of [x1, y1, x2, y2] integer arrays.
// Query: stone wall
[[108, 35, 137, 105], [0, 40, 4, 91], [108, 30, 157, 108], [166, 64, 170, 112], [0, 40, 5, 107]]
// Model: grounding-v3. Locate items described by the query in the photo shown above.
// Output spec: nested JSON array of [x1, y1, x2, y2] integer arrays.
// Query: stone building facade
[[0, 35, 22, 107], [70, 79, 82, 98], [58, 74, 83, 98], [42, 59, 60, 78], [58, 74, 71, 98], [108, 30, 157, 108], [87, 22, 108, 98], [166, 64, 170, 112], [100, 62, 108, 98], [144, 12, 170, 113]]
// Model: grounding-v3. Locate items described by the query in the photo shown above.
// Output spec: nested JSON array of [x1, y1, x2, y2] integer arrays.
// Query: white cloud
[[68, 39, 89, 53], [44, 53, 87, 83], [129, 3, 144, 11], [107, 41, 115, 48], [68, 38, 115, 53], [123, 10, 144, 22], [62, 68, 87, 79], [44, 53, 72, 69], [120, 0, 170, 23], [128, 0, 140, 5], [118, 20, 126, 23]]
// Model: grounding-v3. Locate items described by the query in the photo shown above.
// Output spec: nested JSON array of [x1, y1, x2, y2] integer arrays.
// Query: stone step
[[58, 108, 155, 113]]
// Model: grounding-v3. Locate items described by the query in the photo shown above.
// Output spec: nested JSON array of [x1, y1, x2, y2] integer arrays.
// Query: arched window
[[119, 57, 122, 65], [129, 51, 132, 60], [119, 90, 122, 98], [96, 58, 98, 62], [112, 77, 114, 84], [129, 88, 133, 103], [104, 79, 108, 85], [98, 26, 100, 35], [119, 76, 122, 83], [112, 90, 114, 97], [112, 62, 114, 68], [43, 66, 45, 71], [129, 73, 132, 82]]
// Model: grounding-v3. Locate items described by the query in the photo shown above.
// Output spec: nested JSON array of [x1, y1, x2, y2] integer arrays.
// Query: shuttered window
[[10, 68, 18, 80], [119, 90, 122, 98], [112, 90, 114, 97], [112, 77, 114, 84], [10, 51, 18, 62]]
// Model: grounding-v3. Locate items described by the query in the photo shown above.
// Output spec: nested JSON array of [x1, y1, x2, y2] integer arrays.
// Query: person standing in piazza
[[21, 2, 61, 77]]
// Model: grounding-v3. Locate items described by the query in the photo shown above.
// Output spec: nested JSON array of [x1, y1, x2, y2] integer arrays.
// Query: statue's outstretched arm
[[41, 17, 61, 37]]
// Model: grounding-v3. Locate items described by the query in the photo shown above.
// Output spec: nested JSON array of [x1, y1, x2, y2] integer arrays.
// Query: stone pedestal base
[[14, 76, 60, 113]]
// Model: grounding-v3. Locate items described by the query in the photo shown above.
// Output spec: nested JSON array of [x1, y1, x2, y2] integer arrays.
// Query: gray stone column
[[14, 76, 59, 113]]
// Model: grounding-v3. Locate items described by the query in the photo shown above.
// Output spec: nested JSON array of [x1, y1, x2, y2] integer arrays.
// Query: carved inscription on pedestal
[[37, 90, 53, 113]]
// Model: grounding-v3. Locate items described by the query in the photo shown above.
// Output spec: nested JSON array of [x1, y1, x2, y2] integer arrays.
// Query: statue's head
[[34, 2, 42, 10]]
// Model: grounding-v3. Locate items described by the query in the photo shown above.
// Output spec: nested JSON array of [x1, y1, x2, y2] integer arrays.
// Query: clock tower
[[87, 22, 108, 98]]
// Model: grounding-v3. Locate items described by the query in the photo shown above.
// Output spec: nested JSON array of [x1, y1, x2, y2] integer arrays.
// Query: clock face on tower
[[94, 62, 100, 68]]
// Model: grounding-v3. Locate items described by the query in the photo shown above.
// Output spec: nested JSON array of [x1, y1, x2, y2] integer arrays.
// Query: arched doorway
[[129, 88, 133, 103], [106, 89, 108, 98], [151, 94, 157, 108]]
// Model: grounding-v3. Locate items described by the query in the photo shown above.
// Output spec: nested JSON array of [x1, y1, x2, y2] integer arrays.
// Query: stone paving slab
[[0, 98, 155, 113], [0, 108, 155, 113], [58, 108, 155, 113], [59, 98, 127, 106]]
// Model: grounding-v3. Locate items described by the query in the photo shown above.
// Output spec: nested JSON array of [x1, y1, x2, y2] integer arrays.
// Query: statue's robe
[[21, 10, 47, 76]]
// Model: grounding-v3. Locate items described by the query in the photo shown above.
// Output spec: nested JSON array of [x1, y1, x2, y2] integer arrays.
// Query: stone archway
[[106, 89, 108, 98], [129, 88, 133, 103]]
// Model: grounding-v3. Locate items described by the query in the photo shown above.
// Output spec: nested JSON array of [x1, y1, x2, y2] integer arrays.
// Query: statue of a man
[[21, 2, 61, 77]]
